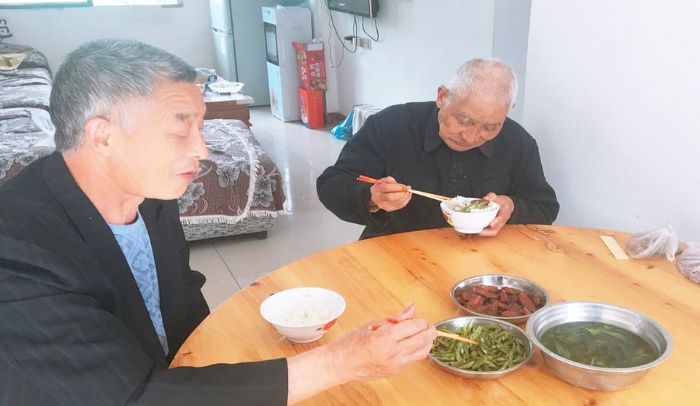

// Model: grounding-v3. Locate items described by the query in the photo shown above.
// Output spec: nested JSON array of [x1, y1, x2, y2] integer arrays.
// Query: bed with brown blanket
[[178, 119, 288, 240], [0, 43, 287, 241]]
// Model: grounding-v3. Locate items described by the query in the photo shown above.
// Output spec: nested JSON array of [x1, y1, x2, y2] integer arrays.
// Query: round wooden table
[[171, 225, 700, 404]]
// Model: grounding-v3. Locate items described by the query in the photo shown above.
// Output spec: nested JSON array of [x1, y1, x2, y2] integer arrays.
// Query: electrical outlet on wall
[[0, 17, 11, 41], [357, 37, 372, 49]]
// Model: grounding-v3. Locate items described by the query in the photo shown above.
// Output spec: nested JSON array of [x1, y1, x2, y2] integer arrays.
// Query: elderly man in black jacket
[[0, 39, 436, 405], [317, 58, 559, 240]]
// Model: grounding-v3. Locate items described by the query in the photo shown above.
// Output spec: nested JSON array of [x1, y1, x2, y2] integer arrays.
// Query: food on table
[[448, 197, 496, 213], [431, 322, 528, 371], [540, 321, 658, 368], [282, 300, 335, 327], [456, 284, 543, 317]]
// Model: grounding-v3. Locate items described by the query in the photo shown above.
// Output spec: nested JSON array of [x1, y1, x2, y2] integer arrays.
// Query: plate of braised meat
[[451, 274, 549, 324]]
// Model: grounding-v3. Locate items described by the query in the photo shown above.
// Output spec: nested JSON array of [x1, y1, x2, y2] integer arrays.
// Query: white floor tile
[[201, 280, 241, 310], [188, 240, 233, 283], [235, 270, 273, 288]]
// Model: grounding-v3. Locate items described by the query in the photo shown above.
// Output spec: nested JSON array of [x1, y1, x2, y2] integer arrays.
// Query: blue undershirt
[[108, 211, 168, 356]]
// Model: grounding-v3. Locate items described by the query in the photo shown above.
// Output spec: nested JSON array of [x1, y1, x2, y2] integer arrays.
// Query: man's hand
[[478, 192, 514, 237], [329, 303, 437, 381], [286, 304, 436, 404], [368, 176, 412, 213]]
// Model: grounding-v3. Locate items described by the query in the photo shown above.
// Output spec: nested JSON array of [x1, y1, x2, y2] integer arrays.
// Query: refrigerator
[[263, 6, 312, 121], [209, 0, 277, 106]]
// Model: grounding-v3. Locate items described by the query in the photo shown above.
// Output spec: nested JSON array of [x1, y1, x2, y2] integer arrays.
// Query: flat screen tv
[[327, 0, 379, 18]]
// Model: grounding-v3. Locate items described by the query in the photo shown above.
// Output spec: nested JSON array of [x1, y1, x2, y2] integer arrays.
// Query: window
[[0, 0, 89, 7], [93, 0, 181, 5], [0, 0, 181, 7]]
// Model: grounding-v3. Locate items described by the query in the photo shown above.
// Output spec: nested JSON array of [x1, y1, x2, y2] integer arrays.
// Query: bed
[[0, 43, 55, 181], [178, 119, 288, 241], [0, 43, 287, 241]]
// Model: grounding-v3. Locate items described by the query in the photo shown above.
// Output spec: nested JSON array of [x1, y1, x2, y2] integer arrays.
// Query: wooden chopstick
[[367, 313, 477, 345], [408, 189, 451, 203], [356, 175, 451, 203], [436, 330, 479, 345]]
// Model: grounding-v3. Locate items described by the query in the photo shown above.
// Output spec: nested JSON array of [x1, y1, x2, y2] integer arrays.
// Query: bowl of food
[[430, 316, 533, 379], [260, 287, 346, 343], [526, 301, 672, 391], [451, 274, 548, 324], [207, 80, 244, 94], [440, 196, 499, 234]]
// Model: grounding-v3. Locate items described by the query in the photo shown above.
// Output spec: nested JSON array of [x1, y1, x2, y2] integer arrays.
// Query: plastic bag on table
[[330, 111, 354, 140], [626, 224, 679, 261], [678, 244, 700, 284]]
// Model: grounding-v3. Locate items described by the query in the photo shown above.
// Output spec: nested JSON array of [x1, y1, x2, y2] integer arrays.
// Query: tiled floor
[[191, 107, 363, 309]]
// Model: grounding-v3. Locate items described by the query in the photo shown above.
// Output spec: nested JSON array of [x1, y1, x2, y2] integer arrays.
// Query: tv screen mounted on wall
[[327, 0, 379, 18]]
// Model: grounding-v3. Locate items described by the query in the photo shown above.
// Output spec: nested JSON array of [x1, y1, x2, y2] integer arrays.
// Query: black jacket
[[0, 152, 287, 405], [317, 102, 559, 239]]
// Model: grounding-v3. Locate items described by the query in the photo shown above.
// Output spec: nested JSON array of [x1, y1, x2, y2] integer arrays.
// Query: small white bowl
[[260, 287, 346, 343], [208, 80, 244, 94], [440, 197, 499, 234]]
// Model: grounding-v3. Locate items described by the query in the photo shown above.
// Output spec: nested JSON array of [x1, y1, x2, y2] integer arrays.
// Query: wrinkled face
[[435, 86, 509, 152], [107, 80, 208, 200]]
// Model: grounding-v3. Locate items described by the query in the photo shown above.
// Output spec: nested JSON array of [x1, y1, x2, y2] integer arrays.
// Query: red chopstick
[[357, 175, 378, 184]]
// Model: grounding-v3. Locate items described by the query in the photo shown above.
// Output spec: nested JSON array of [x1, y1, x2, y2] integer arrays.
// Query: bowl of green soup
[[526, 302, 672, 391]]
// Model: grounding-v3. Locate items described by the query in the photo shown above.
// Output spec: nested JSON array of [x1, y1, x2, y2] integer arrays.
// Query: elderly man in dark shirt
[[317, 58, 559, 239]]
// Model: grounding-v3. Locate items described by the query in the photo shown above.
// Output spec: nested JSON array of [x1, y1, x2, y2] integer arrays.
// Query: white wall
[[309, 0, 496, 114], [492, 0, 530, 122], [523, 0, 700, 241], [0, 3, 215, 71]]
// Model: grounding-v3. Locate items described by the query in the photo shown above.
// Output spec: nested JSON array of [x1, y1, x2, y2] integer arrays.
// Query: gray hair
[[445, 58, 518, 109], [50, 38, 196, 152]]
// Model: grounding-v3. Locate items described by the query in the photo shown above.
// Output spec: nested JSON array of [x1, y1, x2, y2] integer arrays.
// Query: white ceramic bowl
[[208, 80, 244, 94], [440, 197, 499, 234], [260, 287, 346, 343]]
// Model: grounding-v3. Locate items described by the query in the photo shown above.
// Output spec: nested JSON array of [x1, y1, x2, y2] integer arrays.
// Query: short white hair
[[445, 58, 518, 108]]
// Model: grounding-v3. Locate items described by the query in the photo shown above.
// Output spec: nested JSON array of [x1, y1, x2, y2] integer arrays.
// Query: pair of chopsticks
[[370, 317, 479, 345], [356, 175, 451, 203]]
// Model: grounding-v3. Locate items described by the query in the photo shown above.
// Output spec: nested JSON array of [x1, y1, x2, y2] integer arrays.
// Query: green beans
[[430, 322, 528, 372], [453, 199, 492, 213]]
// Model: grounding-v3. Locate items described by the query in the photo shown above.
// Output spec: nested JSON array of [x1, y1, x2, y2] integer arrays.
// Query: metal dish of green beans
[[429, 317, 533, 379]]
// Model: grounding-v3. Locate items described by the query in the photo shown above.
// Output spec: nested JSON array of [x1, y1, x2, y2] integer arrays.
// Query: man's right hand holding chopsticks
[[368, 176, 413, 213]]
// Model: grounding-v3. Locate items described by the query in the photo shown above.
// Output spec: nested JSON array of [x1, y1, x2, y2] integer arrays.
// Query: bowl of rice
[[440, 196, 499, 234], [259, 287, 346, 343]]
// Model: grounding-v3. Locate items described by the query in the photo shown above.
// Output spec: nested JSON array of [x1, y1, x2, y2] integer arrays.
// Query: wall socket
[[0, 18, 10, 40], [344, 35, 372, 50], [357, 36, 372, 50]]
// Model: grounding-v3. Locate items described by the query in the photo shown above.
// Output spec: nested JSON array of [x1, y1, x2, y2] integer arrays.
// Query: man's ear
[[436, 85, 449, 110], [83, 117, 115, 156]]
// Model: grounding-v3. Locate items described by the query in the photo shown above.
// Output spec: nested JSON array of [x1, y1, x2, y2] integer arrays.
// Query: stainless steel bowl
[[451, 274, 549, 324], [429, 316, 533, 380], [526, 301, 673, 391]]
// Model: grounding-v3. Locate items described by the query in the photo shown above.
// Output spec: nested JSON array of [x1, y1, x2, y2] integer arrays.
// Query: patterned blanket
[[0, 44, 55, 183], [178, 120, 288, 224], [0, 44, 52, 110]]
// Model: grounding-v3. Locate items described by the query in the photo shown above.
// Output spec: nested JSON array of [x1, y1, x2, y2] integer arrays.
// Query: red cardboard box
[[298, 88, 324, 129], [293, 41, 327, 91]]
